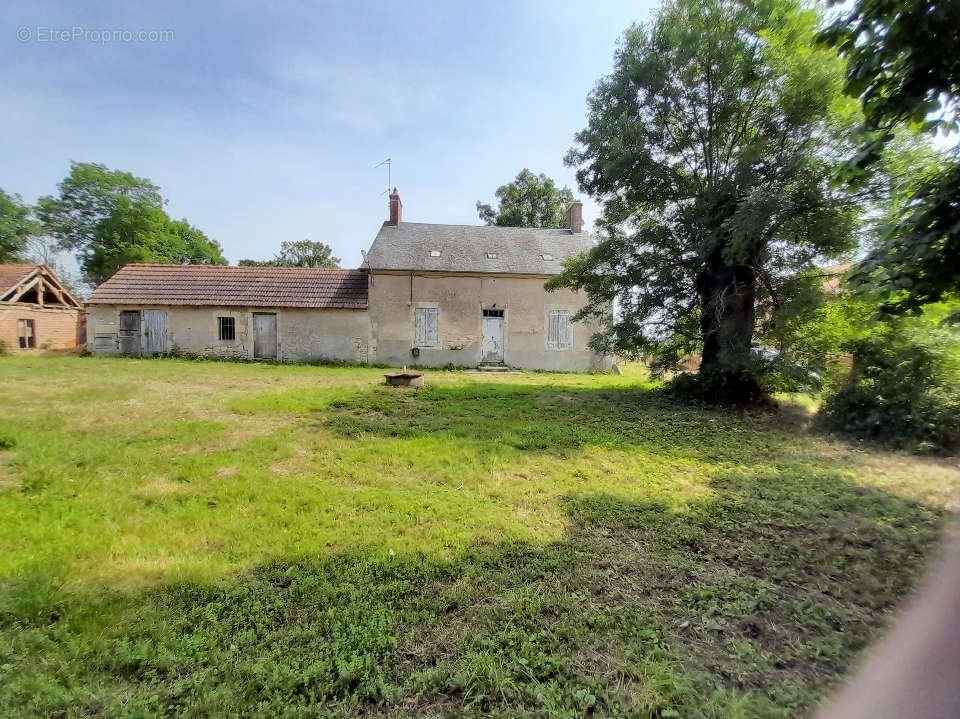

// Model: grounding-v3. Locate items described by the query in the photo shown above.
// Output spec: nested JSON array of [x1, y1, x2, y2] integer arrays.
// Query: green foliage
[[754, 270, 878, 390], [36, 161, 162, 250], [819, 0, 960, 319], [238, 239, 340, 268], [855, 159, 960, 322], [476, 168, 575, 228], [0, 188, 43, 263], [818, 0, 960, 169], [820, 315, 960, 451], [38, 162, 225, 285], [549, 0, 860, 398]]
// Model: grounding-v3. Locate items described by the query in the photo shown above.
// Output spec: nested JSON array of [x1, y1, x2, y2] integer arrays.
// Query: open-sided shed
[[0, 264, 83, 352]]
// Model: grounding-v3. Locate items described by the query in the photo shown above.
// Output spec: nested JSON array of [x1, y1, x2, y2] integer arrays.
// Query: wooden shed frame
[[0, 265, 81, 309]]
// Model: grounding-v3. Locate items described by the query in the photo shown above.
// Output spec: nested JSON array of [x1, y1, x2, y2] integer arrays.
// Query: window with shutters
[[217, 316, 236, 341], [17, 319, 36, 349], [546, 310, 572, 350], [414, 307, 439, 347]]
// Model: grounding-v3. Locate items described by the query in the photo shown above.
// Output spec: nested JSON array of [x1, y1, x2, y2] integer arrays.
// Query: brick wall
[[0, 306, 82, 352]]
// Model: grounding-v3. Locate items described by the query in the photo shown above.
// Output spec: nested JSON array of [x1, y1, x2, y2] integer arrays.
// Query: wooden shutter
[[415, 308, 438, 346], [559, 311, 572, 349], [548, 310, 572, 349]]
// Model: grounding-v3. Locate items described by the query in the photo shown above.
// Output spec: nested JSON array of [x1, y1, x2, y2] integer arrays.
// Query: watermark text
[[17, 26, 175, 44]]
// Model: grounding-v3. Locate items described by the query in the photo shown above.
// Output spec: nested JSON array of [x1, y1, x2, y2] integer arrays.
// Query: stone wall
[[367, 272, 610, 371], [85, 305, 371, 363]]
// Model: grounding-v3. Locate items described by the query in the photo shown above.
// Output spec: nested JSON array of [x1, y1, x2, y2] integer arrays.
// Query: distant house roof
[[365, 222, 596, 275], [86, 264, 368, 309], [0, 263, 81, 308]]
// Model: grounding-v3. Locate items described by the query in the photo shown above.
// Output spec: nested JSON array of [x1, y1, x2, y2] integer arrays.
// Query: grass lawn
[[1, 355, 958, 717]]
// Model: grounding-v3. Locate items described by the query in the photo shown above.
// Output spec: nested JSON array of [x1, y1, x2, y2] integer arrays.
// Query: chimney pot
[[389, 188, 402, 224], [566, 201, 583, 233]]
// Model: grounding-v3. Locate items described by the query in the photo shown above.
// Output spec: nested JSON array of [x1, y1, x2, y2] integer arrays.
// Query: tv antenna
[[374, 158, 391, 195]]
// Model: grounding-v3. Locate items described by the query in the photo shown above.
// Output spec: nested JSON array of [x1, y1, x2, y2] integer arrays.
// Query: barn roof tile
[[86, 264, 368, 309]]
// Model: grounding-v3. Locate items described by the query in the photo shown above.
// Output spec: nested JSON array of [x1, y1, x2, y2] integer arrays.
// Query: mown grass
[[0, 354, 958, 717]]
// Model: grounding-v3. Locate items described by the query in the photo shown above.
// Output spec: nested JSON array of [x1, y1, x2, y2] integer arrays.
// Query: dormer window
[[486, 252, 498, 259], [541, 253, 553, 261], [429, 250, 441, 257]]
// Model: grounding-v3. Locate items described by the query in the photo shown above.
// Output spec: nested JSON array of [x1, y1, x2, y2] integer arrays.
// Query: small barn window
[[414, 307, 438, 347], [482, 309, 504, 318], [486, 252, 498, 259], [547, 310, 572, 350], [429, 250, 441, 257], [17, 319, 36, 349], [218, 316, 235, 341]]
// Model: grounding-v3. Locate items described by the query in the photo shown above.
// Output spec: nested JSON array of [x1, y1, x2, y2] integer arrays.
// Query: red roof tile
[[86, 264, 368, 309], [0, 264, 37, 297]]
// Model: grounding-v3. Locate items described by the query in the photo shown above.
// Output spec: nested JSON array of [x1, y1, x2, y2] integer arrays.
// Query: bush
[[666, 364, 769, 406], [819, 330, 960, 452]]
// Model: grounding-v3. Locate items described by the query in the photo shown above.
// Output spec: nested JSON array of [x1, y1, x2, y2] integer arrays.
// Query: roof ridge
[[119, 263, 359, 271], [393, 221, 580, 233]]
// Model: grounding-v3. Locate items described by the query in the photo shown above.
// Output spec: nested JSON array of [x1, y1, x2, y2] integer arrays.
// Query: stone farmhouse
[[0, 264, 83, 352], [86, 191, 610, 371]]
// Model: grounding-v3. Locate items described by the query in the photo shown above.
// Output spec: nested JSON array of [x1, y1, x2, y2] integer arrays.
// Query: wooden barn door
[[118, 311, 141, 356], [143, 310, 166, 356], [253, 313, 277, 359]]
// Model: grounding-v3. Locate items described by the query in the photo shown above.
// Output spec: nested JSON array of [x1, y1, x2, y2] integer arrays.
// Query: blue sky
[[2, 1, 655, 267]]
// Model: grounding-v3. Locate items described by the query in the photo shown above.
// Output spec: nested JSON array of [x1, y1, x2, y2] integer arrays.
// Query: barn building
[[86, 191, 611, 371], [85, 265, 371, 362]]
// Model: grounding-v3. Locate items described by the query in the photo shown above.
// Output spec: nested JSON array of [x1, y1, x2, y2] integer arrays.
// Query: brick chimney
[[566, 201, 582, 233], [388, 188, 402, 224]]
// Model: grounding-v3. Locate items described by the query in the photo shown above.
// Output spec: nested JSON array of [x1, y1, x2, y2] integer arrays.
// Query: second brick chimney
[[566, 201, 582, 233], [388, 188, 402, 224]]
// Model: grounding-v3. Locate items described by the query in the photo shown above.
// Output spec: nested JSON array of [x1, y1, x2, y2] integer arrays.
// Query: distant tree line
[[0, 162, 341, 295], [238, 240, 339, 268]]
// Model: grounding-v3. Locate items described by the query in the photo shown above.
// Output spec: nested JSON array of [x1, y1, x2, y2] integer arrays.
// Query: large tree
[[548, 0, 860, 399], [819, 0, 960, 321], [38, 162, 225, 284], [0, 188, 43, 263], [238, 240, 340, 268], [476, 169, 575, 228]]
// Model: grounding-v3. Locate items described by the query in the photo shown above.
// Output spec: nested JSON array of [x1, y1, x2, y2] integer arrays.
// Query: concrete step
[[476, 364, 511, 372]]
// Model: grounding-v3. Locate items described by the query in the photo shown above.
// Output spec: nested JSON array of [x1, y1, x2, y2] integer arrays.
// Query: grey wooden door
[[143, 310, 166, 355], [253, 313, 277, 359], [481, 316, 504, 363], [118, 311, 141, 356]]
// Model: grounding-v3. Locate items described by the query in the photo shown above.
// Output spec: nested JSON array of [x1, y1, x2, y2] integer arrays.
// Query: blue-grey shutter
[[415, 308, 438, 346]]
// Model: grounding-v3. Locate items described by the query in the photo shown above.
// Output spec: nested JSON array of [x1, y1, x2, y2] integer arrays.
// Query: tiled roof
[[0, 264, 37, 297], [86, 264, 368, 309], [366, 222, 595, 275]]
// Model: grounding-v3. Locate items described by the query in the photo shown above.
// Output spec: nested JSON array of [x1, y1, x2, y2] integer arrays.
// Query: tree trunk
[[696, 248, 760, 401], [699, 264, 755, 371]]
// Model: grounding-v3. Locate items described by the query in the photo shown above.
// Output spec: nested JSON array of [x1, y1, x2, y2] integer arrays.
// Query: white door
[[481, 314, 504, 363]]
